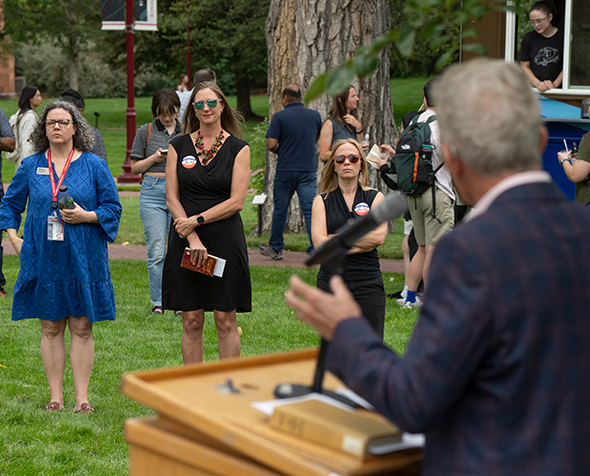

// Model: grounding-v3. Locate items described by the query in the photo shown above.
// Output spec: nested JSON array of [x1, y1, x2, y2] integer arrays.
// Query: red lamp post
[[186, 0, 191, 89], [118, 0, 141, 183]]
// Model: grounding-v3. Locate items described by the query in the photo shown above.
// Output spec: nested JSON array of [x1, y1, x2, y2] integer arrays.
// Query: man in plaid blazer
[[286, 58, 590, 476]]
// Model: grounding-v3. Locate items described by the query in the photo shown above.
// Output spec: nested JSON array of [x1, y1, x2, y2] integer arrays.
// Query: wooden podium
[[120, 349, 422, 476]]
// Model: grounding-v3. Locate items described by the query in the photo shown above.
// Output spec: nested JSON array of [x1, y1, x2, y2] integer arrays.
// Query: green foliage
[[15, 40, 128, 97], [151, 0, 270, 94], [305, 0, 518, 103], [244, 118, 269, 192]]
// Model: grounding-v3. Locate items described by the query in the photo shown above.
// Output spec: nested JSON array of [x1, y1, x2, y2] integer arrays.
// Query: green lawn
[[0, 255, 416, 475], [0, 82, 423, 475]]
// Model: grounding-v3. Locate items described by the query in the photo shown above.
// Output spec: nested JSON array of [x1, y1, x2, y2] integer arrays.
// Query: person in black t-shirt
[[520, 0, 563, 92]]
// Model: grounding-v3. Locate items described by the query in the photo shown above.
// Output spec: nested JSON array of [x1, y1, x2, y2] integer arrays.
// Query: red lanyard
[[47, 148, 75, 208]]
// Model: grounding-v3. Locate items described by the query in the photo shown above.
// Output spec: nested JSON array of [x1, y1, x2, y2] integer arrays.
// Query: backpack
[[6, 112, 23, 163], [389, 114, 442, 197]]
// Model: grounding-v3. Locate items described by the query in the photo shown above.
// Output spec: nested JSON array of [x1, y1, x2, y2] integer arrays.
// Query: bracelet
[[356, 128, 363, 134]]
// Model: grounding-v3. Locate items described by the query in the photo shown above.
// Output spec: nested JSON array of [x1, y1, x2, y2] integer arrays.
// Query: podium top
[[120, 349, 421, 476]]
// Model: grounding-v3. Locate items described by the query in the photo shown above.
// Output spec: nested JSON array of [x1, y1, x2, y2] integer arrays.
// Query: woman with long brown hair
[[319, 85, 366, 161], [162, 81, 251, 363]]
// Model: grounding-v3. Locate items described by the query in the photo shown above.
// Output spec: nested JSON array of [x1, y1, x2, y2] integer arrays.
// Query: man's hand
[[285, 275, 361, 340]]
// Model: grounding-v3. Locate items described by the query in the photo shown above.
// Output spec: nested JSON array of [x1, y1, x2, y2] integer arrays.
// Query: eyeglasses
[[334, 154, 361, 164], [528, 15, 548, 26], [46, 119, 73, 128], [193, 99, 222, 110]]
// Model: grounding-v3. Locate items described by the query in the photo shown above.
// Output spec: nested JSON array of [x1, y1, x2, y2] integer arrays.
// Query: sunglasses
[[193, 99, 222, 110], [334, 154, 361, 164], [46, 119, 73, 128]]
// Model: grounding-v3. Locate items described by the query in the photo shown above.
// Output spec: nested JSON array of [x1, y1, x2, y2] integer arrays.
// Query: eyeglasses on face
[[46, 119, 73, 128], [334, 154, 360, 164], [193, 99, 222, 110], [528, 14, 548, 26]]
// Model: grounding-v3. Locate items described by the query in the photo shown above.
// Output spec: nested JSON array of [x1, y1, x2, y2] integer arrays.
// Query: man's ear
[[442, 143, 462, 176], [539, 125, 549, 156]]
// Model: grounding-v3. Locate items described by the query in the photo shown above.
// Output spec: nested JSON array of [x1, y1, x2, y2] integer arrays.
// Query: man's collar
[[154, 119, 182, 133], [465, 170, 552, 222], [284, 102, 303, 108]]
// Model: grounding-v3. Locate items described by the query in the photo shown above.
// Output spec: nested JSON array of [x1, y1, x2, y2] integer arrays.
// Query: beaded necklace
[[195, 130, 224, 165]]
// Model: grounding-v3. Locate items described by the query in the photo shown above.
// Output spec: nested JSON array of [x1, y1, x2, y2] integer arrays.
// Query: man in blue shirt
[[260, 85, 322, 259], [0, 108, 16, 298]]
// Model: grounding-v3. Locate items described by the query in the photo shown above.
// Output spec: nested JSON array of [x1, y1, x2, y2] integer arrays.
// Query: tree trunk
[[67, 36, 79, 91], [237, 77, 262, 121], [263, 0, 397, 236]]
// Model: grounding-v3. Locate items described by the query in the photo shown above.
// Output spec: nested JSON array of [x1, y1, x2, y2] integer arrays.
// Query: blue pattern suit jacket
[[326, 181, 590, 476]]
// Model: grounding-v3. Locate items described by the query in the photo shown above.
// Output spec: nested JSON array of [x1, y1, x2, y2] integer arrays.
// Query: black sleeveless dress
[[162, 134, 252, 313], [316, 186, 385, 337]]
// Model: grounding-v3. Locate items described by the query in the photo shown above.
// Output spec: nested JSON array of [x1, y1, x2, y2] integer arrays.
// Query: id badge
[[47, 216, 65, 241]]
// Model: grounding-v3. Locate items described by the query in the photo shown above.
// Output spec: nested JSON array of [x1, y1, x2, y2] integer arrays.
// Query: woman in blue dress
[[0, 101, 121, 414]]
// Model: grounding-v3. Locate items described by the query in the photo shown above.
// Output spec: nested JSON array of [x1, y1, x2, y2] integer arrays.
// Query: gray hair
[[29, 101, 95, 153], [433, 59, 541, 177]]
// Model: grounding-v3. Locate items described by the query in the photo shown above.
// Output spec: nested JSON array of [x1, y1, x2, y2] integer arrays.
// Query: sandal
[[152, 306, 163, 314], [44, 401, 61, 412], [74, 403, 95, 414]]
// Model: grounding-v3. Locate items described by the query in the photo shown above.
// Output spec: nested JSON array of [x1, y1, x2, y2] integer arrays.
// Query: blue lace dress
[[0, 151, 122, 322]]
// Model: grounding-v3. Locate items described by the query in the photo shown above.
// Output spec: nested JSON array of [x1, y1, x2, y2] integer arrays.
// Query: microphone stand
[[274, 256, 359, 408]]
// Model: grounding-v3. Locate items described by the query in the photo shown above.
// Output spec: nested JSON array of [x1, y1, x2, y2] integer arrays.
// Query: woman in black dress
[[312, 139, 387, 337], [163, 81, 251, 363]]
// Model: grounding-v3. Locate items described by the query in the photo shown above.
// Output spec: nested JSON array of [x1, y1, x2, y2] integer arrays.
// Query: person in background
[[163, 82, 251, 364], [8, 85, 43, 170], [378, 110, 420, 301], [259, 84, 321, 260], [177, 69, 217, 122], [61, 89, 108, 162], [0, 108, 16, 298], [312, 138, 387, 337], [0, 101, 121, 413], [319, 85, 367, 161], [130, 89, 182, 314], [286, 58, 590, 476], [520, 0, 563, 92], [380, 79, 455, 309], [557, 131, 590, 207], [176, 74, 189, 92]]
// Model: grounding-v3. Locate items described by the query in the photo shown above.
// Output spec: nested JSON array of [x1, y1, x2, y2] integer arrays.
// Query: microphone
[[306, 192, 408, 268]]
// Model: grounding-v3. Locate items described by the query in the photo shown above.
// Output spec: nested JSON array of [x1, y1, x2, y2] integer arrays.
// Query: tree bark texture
[[262, 0, 397, 236]]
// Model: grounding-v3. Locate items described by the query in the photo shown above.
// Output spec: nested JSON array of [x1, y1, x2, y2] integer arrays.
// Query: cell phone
[[160, 149, 168, 155]]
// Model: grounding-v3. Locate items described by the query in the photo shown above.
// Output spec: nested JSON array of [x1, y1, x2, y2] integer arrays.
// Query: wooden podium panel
[[121, 349, 422, 476]]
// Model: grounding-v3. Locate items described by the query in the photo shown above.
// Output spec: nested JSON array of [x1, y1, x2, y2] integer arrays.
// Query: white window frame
[[504, 0, 590, 96]]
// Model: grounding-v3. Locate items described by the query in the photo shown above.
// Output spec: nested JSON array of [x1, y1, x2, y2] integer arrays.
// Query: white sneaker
[[403, 296, 423, 309]]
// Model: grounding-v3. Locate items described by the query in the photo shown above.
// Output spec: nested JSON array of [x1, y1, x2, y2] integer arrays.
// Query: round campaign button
[[182, 156, 197, 169], [354, 202, 370, 216]]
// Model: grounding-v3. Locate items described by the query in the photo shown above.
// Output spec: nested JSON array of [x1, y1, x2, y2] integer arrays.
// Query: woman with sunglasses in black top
[[162, 81, 252, 364], [312, 138, 387, 338]]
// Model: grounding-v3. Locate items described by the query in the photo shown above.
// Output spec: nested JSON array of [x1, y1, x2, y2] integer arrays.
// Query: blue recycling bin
[[539, 96, 590, 201]]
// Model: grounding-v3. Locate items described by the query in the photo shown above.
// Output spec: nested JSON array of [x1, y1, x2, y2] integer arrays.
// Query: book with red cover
[[180, 248, 226, 277]]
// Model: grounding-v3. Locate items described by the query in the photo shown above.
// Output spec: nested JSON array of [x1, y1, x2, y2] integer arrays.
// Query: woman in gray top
[[130, 89, 182, 314], [319, 85, 366, 162]]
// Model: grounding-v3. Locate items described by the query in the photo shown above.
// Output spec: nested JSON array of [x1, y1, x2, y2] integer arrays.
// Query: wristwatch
[[195, 214, 205, 226], [560, 158, 571, 166]]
